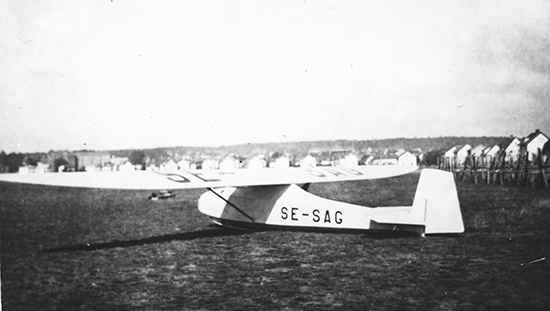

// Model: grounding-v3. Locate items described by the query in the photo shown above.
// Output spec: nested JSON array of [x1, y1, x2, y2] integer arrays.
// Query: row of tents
[[441, 129, 549, 168]]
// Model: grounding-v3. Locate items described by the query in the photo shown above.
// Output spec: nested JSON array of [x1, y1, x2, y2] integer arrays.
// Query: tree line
[[0, 136, 510, 172]]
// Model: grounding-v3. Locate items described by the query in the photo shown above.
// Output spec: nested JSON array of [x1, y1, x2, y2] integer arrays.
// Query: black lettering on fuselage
[[335, 211, 343, 224], [312, 209, 320, 222], [281, 207, 288, 220], [281, 207, 342, 225], [291, 207, 298, 221], [324, 210, 331, 223]]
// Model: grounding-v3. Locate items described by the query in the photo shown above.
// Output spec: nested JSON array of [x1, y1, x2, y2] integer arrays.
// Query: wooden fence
[[438, 149, 550, 190]]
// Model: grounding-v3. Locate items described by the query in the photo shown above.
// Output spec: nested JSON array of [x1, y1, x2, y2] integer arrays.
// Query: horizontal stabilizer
[[369, 207, 425, 226]]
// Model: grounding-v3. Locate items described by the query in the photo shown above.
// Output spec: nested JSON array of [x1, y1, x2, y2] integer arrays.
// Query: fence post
[[514, 155, 522, 185], [538, 148, 549, 190], [473, 156, 478, 184], [524, 153, 531, 187]]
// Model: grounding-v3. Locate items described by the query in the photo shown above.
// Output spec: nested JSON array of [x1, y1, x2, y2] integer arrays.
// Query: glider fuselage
[[198, 169, 464, 236]]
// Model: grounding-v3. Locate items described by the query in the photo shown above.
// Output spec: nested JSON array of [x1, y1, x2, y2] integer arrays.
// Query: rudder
[[411, 169, 464, 234]]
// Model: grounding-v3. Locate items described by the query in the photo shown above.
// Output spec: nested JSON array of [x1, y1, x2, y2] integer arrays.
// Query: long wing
[[0, 165, 418, 190]]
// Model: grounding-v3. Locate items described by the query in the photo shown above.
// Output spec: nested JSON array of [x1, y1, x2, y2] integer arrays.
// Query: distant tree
[[270, 151, 281, 159], [0, 151, 7, 172], [423, 149, 445, 166], [129, 150, 146, 166], [0, 151, 6, 166], [5, 153, 24, 172], [24, 156, 38, 166], [54, 157, 69, 172]]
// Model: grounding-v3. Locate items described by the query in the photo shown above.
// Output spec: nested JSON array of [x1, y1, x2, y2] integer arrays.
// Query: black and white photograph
[[1, 0, 549, 310]]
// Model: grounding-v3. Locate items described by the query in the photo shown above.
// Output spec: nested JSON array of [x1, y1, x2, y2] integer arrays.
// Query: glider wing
[[0, 165, 418, 190]]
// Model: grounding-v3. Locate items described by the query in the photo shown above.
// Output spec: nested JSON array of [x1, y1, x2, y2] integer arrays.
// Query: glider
[[0, 165, 464, 236]]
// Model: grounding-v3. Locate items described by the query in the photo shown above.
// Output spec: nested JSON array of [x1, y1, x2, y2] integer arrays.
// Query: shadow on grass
[[39, 227, 455, 253], [40, 227, 250, 253]]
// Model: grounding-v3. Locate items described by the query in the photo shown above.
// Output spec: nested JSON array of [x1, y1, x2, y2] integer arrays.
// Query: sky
[[1, 0, 549, 153]]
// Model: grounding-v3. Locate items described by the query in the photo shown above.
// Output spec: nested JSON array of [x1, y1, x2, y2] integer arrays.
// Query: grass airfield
[[1, 171, 549, 310]]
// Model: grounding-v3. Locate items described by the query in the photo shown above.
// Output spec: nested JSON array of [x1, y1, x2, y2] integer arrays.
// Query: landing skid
[[210, 217, 425, 236]]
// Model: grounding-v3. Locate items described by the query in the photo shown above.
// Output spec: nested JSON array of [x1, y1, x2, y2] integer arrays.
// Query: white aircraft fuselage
[[199, 169, 464, 236]]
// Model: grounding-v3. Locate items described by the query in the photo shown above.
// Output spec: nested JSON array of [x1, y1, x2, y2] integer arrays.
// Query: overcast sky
[[1, 0, 549, 153]]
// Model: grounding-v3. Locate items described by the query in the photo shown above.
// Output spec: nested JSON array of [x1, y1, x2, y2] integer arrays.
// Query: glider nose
[[198, 188, 236, 218]]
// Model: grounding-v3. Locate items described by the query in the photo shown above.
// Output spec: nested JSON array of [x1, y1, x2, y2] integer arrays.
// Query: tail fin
[[411, 169, 464, 234]]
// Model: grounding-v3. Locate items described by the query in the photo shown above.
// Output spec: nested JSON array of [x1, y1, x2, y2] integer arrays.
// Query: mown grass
[[1, 171, 549, 310]]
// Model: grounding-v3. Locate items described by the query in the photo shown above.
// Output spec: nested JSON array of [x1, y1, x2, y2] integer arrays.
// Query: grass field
[[1, 170, 549, 310]]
